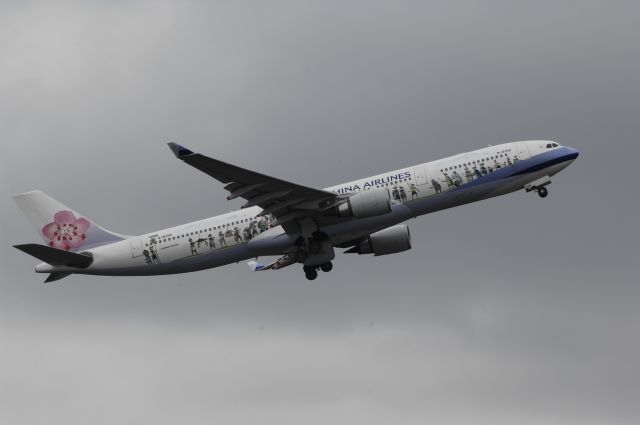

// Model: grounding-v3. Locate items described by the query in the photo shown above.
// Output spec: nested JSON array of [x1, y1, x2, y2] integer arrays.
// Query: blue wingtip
[[247, 261, 265, 272], [167, 142, 194, 157]]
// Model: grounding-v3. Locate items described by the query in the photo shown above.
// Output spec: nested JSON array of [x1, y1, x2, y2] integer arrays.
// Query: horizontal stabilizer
[[45, 272, 72, 283], [14, 244, 93, 268]]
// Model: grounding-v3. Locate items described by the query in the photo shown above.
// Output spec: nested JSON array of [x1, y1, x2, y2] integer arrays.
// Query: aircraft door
[[130, 239, 143, 257], [412, 166, 428, 186]]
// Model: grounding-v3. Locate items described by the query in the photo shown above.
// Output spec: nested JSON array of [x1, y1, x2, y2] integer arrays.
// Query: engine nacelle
[[337, 189, 391, 218], [348, 225, 412, 256]]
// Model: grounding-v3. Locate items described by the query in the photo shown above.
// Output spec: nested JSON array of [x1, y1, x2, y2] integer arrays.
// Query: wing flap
[[227, 183, 265, 200]]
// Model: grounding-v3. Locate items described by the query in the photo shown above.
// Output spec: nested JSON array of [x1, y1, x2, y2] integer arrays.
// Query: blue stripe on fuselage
[[449, 147, 578, 191], [511, 148, 579, 176]]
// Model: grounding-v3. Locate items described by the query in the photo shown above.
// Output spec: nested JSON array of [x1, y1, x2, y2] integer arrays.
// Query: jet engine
[[337, 189, 391, 218], [346, 224, 411, 256]]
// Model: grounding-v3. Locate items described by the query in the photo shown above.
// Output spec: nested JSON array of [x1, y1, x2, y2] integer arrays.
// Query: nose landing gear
[[537, 187, 548, 198], [525, 176, 552, 199]]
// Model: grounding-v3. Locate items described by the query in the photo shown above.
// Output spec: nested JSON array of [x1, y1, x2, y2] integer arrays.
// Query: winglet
[[167, 142, 194, 158], [247, 260, 267, 272]]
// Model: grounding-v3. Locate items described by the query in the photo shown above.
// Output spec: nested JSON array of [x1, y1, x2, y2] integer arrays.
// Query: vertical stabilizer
[[13, 190, 128, 251]]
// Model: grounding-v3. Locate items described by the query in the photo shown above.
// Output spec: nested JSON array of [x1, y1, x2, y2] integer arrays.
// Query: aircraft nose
[[566, 146, 579, 160]]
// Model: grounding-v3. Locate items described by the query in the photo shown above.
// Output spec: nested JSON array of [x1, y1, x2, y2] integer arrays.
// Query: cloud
[[2, 320, 638, 425]]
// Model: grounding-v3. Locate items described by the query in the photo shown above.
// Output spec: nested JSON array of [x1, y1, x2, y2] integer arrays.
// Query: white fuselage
[[35, 140, 578, 277]]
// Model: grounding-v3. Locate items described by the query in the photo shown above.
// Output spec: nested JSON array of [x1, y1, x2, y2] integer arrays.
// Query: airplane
[[13, 140, 578, 282]]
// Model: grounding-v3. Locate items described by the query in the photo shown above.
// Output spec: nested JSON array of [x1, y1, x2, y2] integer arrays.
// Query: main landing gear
[[304, 266, 317, 280], [295, 250, 308, 263], [294, 222, 335, 280], [320, 262, 333, 272], [303, 262, 333, 281]]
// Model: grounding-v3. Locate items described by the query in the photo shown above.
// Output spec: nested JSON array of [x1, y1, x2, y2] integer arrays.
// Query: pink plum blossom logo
[[42, 211, 91, 251]]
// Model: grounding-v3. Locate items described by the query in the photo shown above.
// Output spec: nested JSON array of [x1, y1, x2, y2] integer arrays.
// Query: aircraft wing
[[168, 143, 344, 230]]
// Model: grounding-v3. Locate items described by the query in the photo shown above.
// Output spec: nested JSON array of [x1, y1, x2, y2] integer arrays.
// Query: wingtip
[[167, 142, 194, 157], [247, 260, 265, 272]]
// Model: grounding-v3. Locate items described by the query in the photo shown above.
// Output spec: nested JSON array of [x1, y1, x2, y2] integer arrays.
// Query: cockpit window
[[552, 143, 558, 147], [546, 143, 553, 148]]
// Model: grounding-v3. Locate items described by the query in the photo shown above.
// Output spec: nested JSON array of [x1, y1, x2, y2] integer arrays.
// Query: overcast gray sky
[[1, 1, 639, 424]]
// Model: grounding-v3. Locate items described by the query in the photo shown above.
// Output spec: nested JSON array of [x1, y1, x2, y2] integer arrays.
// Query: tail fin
[[13, 190, 128, 251]]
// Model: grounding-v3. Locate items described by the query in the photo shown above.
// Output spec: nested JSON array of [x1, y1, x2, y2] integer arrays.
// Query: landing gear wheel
[[305, 269, 318, 280], [537, 187, 548, 198], [295, 250, 308, 263], [320, 262, 333, 273]]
